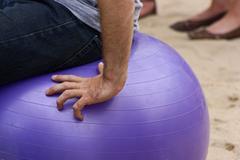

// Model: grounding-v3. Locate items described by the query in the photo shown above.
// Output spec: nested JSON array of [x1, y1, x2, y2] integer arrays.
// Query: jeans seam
[[0, 19, 78, 45], [77, 35, 100, 55]]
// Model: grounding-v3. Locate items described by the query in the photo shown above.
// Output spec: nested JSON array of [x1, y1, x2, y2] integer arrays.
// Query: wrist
[[103, 71, 127, 92], [103, 66, 128, 81]]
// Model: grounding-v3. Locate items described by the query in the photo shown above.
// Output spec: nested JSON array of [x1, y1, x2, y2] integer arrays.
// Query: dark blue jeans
[[0, 0, 102, 86]]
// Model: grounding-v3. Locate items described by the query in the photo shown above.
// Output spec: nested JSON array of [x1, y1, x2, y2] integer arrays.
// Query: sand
[[139, 0, 240, 159]]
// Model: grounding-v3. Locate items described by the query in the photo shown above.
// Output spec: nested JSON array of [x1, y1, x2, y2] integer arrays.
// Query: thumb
[[98, 62, 104, 75]]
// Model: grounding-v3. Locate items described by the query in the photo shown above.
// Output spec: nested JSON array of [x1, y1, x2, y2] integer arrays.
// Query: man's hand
[[46, 0, 134, 120], [46, 63, 126, 121]]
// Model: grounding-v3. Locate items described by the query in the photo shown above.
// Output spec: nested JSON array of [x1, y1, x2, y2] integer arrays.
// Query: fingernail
[[57, 104, 63, 111], [73, 109, 84, 121], [57, 101, 62, 110], [75, 114, 84, 121], [45, 89, 50, 95], [57, 107, 63, 111], [52, 75, 57, 79]]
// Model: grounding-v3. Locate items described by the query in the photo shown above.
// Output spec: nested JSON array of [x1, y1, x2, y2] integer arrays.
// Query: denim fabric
[[0, 0, 102, 86]]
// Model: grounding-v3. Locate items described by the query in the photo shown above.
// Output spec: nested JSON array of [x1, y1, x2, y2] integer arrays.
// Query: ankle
[[209, 4, 227, 14], [230, 11, 240, 23], [230, 4, 240, 17]]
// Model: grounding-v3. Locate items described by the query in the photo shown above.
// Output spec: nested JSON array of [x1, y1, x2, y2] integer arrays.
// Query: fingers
[[46, 82, 79, 96], [56, 89, 83, 111], [98, 62, 104, 75], [73, 98, 88, 121], [51, 75, 83, 82]]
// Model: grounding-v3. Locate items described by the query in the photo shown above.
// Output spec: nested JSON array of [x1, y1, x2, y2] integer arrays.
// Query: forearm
[[98, 0, 135, 88]]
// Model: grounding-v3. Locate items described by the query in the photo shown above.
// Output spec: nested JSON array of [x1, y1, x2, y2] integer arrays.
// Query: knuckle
[[84, 97, 91, 103], [62, 82, 70, 88], [77, 100, 84, 107], [63, 90, 71, 97], [75, 103, 81, 109], [56, 99, 62, 105], [74, 103, 81, 110], [50, 87, 57, 92], [54, 86, 62, 92]]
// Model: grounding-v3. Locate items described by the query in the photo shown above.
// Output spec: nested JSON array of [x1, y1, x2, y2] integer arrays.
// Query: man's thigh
[[0, 0, 78, 41], [0, 0, 102, 86]]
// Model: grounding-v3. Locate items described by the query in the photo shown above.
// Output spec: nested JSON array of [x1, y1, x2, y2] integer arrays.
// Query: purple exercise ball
[[0, 32, 209, 160]]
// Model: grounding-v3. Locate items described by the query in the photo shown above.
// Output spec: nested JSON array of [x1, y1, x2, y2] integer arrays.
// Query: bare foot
[[170, 0, 229, 32], [190, 0, 228, 22], [207, 2, 240, 34]]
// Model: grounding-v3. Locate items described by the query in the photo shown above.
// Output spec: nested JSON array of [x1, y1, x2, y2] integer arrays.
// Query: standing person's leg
[[204, 0, 240, 34], [190, 0, 230, 21], [171, 0, 230, 32], [0, 0, 102, 86], [140, 0, 156, 18], [189, 0, 240, 39]]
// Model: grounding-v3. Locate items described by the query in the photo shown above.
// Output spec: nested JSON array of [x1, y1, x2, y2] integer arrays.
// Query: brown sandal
[[188, 27, 240, 40], [170, 12, 226, 32]]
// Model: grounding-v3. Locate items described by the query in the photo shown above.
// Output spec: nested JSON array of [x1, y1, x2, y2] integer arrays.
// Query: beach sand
[[139, 0, 240, 159]]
